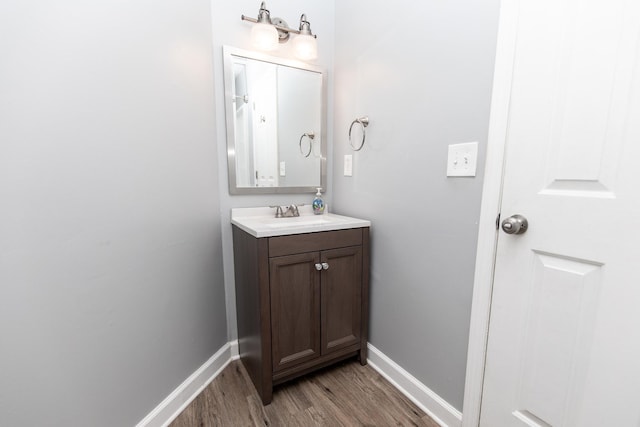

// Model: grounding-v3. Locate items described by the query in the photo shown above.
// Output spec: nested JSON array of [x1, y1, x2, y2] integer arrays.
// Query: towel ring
[[299, 132, 315, 157], [349, 116, 369, 151]]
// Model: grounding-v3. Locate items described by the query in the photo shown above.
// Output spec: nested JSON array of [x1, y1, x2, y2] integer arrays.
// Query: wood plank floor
[[170, 359, 439, 426]]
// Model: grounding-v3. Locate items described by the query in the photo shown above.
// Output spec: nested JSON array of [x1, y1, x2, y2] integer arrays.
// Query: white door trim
[[460, 2, 521, 426]]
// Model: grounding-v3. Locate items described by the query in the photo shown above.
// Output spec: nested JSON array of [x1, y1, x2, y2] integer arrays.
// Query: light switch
[[447, 142, 478, 177], [344, 155, 353, 176], [279, 161, 286, 176]]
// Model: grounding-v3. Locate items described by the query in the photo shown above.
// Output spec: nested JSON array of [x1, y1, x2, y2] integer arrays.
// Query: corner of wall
[[136, 341, 239, 427]]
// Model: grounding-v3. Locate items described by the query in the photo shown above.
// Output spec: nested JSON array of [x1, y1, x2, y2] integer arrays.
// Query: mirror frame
[[223, 46, 328, 195]]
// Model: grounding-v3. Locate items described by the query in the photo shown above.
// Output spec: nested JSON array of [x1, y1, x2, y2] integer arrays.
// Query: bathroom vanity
[[231, 207, 370, 404]]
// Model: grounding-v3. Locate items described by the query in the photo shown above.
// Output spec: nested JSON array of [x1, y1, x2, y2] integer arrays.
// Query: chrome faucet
[[270, 205, 285, 218], [270, 204, 303, 218], [283, 204, 299, 217]]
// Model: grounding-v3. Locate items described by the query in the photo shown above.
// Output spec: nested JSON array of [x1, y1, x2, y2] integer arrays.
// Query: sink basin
[[231, 206, 370, 237]]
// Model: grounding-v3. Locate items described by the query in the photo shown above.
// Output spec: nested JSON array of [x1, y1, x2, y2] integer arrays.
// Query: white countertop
[[231, 205, 371, 238]]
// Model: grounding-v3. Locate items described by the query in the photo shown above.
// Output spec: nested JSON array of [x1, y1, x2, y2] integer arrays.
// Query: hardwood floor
[[170, 359, 440, 426]]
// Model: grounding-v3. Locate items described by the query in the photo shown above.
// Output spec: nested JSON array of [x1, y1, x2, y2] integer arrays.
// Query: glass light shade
[[251, 22, 278, 51], [292, 34, 318, 60]]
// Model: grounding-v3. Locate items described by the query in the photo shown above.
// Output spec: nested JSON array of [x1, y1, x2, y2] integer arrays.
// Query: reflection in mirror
[[223, 46, 326, 194]]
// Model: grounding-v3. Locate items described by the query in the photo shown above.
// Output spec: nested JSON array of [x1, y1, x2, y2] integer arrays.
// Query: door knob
[[501, 214, 528, 235], [321, 262, 329, 270], [315, 263, 323, 271]]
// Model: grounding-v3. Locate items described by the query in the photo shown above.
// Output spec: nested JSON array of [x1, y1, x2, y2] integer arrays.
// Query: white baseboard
[[367, 343, 462, 427], [136, 340, 240, 427], [137, 341, 460, 427], [229, 339, 239, 359]]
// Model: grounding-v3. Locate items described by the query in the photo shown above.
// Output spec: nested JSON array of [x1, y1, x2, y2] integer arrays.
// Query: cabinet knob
[[315, 263, 323, 271], [322, 262, 329, 270]]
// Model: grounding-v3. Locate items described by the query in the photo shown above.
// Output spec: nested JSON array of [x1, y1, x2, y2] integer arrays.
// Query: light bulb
[[251, 22, 278, 51], [292, 33, 317, 60]]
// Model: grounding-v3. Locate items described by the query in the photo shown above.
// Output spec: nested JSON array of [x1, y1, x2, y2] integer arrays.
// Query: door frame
[[461, 1, 521, 426]]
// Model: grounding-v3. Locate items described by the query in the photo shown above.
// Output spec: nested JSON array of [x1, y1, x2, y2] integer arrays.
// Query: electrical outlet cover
[[344, 154, 353, 176]]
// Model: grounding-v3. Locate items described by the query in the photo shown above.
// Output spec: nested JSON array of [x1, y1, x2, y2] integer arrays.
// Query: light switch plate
[[344, 155, 353, 176], [279, 161, 286, 177], [447, 142, 478, 177]]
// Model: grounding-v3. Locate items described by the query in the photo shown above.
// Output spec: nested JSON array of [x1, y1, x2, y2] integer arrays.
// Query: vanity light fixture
[[241, 2, 318, 60], [248, 2, 279, 51], [292, 15, 317, 60]]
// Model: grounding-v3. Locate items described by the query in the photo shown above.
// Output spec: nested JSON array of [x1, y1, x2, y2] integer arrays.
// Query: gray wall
[[0, 1, 227, 426], [210, 0, 336, 341], [332, 0, 501, 410], [0, 0, 501, 422]]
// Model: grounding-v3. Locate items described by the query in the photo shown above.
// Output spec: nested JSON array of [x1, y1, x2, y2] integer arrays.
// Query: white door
[[481, 0, 640, 426]]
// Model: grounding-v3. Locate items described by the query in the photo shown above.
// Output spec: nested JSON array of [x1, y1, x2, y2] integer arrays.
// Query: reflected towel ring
[[349, 116, 369, 151], [299, 132, 316, 157]]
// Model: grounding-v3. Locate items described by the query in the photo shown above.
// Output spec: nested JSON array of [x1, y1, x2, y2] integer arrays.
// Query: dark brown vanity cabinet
[[232, 226, 370, 405]]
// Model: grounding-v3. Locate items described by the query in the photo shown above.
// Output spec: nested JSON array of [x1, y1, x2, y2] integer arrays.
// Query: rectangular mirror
[[223, 46, 327, 194]]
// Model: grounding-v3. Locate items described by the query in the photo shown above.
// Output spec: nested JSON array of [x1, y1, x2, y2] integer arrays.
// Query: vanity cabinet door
[[320, 246, 362, 355], [270, 252, 321, 372]]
